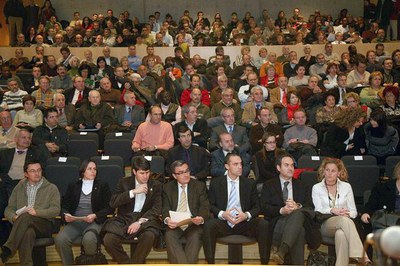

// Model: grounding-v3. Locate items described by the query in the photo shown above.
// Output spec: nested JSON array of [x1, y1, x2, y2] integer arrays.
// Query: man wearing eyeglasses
[[0, 160, 60, 265], [162, 160, 209, 263]]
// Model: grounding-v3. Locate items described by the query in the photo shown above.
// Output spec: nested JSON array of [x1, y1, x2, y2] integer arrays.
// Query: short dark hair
[[24, 160, 42, 172], [225, 152, 240, 164], [132, 156, 151, 171], [176, 125, 192, 139], [23, 94, 36, 105], [44, 107, 58, 118], [170, 160, 188, 174], [275, 152, 294, 167], [60, 47, 70, 54]]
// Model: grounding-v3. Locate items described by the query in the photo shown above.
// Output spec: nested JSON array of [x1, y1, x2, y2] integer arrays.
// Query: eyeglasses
[[265, 141, 277, 144], [174, 169, 190, 176]]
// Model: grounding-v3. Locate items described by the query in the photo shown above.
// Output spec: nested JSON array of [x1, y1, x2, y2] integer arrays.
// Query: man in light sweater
[[283, 109, 317, 161]]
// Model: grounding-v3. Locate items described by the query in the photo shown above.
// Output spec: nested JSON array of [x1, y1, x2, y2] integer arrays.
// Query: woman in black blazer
[[320, 107, 367, 158], [54, 160, 113, 265]]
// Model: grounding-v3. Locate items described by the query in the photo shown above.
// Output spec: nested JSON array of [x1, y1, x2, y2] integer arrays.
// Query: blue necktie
[[228, 126, 233, 134], [227, 181, 239, 227]]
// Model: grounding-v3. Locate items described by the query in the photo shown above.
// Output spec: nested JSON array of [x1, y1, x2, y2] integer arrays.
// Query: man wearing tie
[[102, 156, 162, 264], [113, 91, 145, 134], [203, 153, 269, 264], [260, 153, 312, 264], [63, 76, 90, 109], [209, 107, 250, 153], [162, 160, 209, 263]]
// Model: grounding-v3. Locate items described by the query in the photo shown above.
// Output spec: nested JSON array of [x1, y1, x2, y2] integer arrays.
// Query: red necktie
[[282, 90, 287, 106], [77, 91, 83, 102]]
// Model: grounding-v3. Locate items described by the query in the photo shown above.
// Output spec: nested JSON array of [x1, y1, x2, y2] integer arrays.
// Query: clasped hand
[[222, 208, 247, 225]]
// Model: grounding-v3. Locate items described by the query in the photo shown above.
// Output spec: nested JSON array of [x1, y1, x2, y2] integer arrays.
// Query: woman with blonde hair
[[312, 158, 372, 266], [359, 71, 384, 107]]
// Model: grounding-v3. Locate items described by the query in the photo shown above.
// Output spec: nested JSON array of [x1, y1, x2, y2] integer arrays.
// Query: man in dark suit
[[211, 132, 251, 178], [162, 160, 209, 263], [209, 107, 250, 153], [203, 153, 269, 264], [0, 129, 46, 197], [63, 76, 91, 109], [113, 91, 145, 134], [53, 93, 75, 132], [166, 125, 210, 181], [260, 153, 313, 265], [329, 73, 354, 106], [102, 156, 162, 264], [175, 103, 210, 148], [102, 46, 119, 67]]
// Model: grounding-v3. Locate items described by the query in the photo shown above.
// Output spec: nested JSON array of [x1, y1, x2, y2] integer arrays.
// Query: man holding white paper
[[162, 160, 209, 264]]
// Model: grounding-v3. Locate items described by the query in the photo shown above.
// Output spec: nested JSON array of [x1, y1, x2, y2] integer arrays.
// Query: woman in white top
[[312, 158, 372, 266]]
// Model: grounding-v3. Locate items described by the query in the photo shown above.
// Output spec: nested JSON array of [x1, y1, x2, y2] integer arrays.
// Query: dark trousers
[[103, 228, 156, 264], [203, 218, 269, 264], [268, 209, 306, 265], [4, 213, 53, 265], [165, 224, 203, 263]]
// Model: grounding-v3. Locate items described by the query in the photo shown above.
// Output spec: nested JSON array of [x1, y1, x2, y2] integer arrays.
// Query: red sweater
[[180, 88, 211, 107]]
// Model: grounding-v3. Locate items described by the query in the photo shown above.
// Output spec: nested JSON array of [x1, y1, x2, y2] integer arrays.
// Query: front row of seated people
[[1, 151, 380, 265]]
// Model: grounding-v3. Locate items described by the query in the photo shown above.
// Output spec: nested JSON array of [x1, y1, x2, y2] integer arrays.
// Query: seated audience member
[[283, 109, 318, 161], [126, 73, 156, 108], [381, 58, 400, 86], [114, 91, 145, 134], [31, 76, 55, 110], [166, 126, 210, 181], [162, 160, 209, 263], [158, 90, 182, 126], [249, 107, 283, 153], [175, 104, 209, 149], [210, 87, 241, 124], [55, 160, 113, 265], [132, 105, 174, 157], [343, 92, 372, 120], [298, 44, 316, 75], [102, 156, 162, 264], [176, 74, 210, 107], [260, 65, 279, 89], [346, 57, 370, 89], [283, 51, 298, 78], [312, 158, 372, 266], [98, 77, 122, 108], [53, 93, 75, 132], [127, 45, 142, 72], [323, 43, 340, 62], [0, 161, 60, 265], [288, 65, 309, 87], [32, 107, 68, 158], [75, 90, 114, 148], [260, 153, 313, 265], [309, 53, 328, 80], [110, 66, 128, 91], [329, 73, 353, 106], [359, 71, 384, 107], [380, 86, 400, 130], [259, 52, 284, 80], [269, 76, 297, 109], [137, 65, 157, 94], [322, 62, 339, 90], [279, 91, 302, 126], [297, 75, 326, 121], [142, 46, 163, 66], [366, 50, 383, 73], [364, 109, 399, 164], [13, 95, 43, 129], [102, 46, 119, 67], [22, 66, 42, 94], [0, 111, 18, 150], [189, 88, 211, 120], [320, 107, 367, 158], [40, 55, 58, 78], [7, 49, 29, 71], [50, 64, 73, 92], [210, 107, 250, 153], [252, 132, 281, 187], [63, 76, 91, 109], [210, 132, 251, 178], [241, 86, 278, 128], [0, 78, 28, 113], [238, 72, 269, 108], [95, 56, 114, 83], [203, 152, 269, 264]]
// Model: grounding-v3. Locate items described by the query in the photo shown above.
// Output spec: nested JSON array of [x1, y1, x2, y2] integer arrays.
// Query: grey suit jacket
[[114, 104, 145, 131], [209, 124, 250, 153]]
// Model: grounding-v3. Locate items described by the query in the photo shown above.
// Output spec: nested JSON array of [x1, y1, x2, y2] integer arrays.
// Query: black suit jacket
[[162, 179, 209, 221], [208, 176, 260, 219], [63, 87, 91, 109], [0, 147, 46, 179], [260, 177, 312, 226], [104, 176, 162, 232], [61, 178, 114, 224], [174, 119, 210, 148], [328, 87, 354, 104], [210, 148, 251, 178], [165, 144, 211, 181], [364, 178, 396, 215]]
